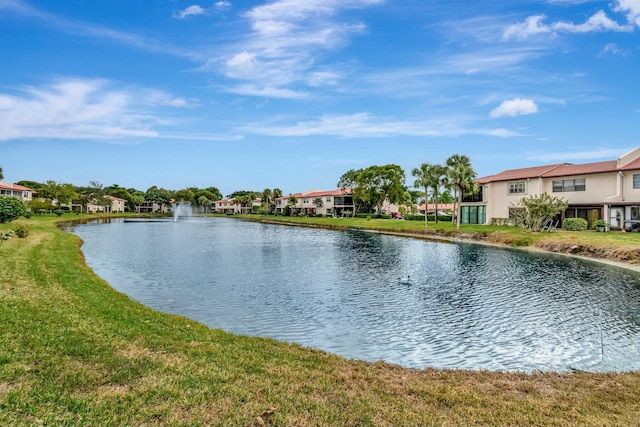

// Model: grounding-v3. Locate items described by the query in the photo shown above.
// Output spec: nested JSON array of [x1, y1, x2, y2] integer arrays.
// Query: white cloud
[[214, 1, 232, 11], [218, 0, 382, 97], [0, 78, 225, 142], [490, 98, 539, 118], [173, 2, 231, 19], [614, 0, 640, 26], [598, 42, 627, 56], [503, 10, 632, 40], [242, 113, 521, 138], [173, 5, 206, 19]]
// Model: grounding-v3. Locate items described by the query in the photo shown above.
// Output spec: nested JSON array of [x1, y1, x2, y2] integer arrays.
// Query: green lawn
[[1, 214, 639, 426]]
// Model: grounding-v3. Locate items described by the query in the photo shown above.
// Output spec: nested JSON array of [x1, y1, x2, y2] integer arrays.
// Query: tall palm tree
[[412, 163, 434, 227], [0, 166, 3, 181], [446, 154, 472, 225], [261, 188, 273, 213], [447, 162, 478, 229], [272, 188, 283, 212], [413, 163, 447, 227]]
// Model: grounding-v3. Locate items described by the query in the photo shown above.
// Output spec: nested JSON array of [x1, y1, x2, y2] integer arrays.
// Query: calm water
[[70, 217, 640, 372]]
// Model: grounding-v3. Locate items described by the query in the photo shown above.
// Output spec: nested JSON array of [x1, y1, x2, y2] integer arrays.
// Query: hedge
[[562, 217, 588, 231]]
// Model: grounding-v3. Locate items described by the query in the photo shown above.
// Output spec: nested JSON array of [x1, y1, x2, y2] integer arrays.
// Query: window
[[552, 178, 585, 192], [509, 181, 525, 194], [461, 206, 486, 224], [326, 196, 332, 202], [303, 198, 309, 204], [633, 174, 640, 189]]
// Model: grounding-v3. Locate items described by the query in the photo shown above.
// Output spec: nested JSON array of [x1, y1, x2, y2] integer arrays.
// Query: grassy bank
[[1, 214, 640, 426]]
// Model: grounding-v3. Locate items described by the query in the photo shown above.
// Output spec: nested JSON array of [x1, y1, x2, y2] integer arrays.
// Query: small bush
[[22, 211, 33, 219], [563, 217, 588, 231], [14, 223, 30, 238]]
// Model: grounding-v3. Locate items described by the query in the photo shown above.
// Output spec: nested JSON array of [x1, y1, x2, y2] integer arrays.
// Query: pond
[[69, 217, 640, 373]]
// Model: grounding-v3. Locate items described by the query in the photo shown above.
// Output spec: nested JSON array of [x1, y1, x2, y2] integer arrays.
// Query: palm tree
[[412, 163, 433, 227], [412, 163, 447, 227], [446, 154, 472, 225], [447, 160, 478, 229], [261, 188, 273, 213], [0, 166, 3, 181], [272, 188, 283, 213]]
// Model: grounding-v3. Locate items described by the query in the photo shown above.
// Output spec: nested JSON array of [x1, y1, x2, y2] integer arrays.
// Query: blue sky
[[1, 0, 639, 196]]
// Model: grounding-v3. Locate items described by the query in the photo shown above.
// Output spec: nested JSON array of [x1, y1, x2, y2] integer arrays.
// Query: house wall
[[541, 173, 618, 203], [622, 171, 640, 200]]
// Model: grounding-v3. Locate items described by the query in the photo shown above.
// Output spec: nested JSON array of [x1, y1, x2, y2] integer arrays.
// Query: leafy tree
[[28, 198, 54, 213], [15, 180, 44, 193], [338, 165, 407, 214], [0, 165, 3, 181], [174, 189, 196, 204], [145, 186, 171, 212], [272, 188, 283, 200], [42, 181, 77, 209], [129, 191, 146, 211], [313, 197, 323, 208], [511, 193, 568, 232], [227, 190, 258, 200], [0, 197, 26, 223], [204, 186, 222, 201], [446, 155, 478, 229]]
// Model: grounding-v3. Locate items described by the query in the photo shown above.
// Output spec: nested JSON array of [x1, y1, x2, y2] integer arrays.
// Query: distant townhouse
[[212, 197, 262, 214], [275, 189, 354, 216], [212, 198, 237, 214], [135, 201, 169, 214], [460, 147, 640, 229], [0, 181, 36, 202]]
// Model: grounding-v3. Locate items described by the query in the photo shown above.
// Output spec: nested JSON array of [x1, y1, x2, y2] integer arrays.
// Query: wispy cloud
[[1, 0, 203, 60], [503, 11, 632, 40], [241, 112, 521, 139], [490, 98, 539, 118], [173, 1, 231, 19], [0, 78, 236, 142], [215, 0, 383, 97]]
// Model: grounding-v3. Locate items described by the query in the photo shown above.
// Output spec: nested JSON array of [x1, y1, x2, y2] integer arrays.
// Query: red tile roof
[[541, 160, 617, 178], [619, 156, 640, 171], [477, 154, 640, 184], [477, 164, 566, 184], [0, 181, 36, 192]]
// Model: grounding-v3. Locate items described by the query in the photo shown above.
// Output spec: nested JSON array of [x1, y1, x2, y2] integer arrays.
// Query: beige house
[[275, 189, 354, 216], [212, 197, 262, 214], [0, 181, 36, 201], [461, 148, 640, 229]]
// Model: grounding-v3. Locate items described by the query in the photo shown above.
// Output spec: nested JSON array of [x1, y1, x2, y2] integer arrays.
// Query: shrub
[[0, 197, 27, 223], [22, 211, 33, 219], [14, 223, 30, 238], [593, 219, 607, 230], [563, 217, 588, 231]]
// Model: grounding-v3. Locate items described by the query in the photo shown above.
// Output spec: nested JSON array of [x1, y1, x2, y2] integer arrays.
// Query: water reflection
[[71, 217, 640, 373]]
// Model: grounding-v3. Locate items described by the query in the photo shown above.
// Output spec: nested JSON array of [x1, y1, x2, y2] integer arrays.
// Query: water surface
[[71, 217, 640, 372]]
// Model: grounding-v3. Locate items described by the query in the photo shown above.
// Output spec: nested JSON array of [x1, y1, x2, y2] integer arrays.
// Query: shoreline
[[251, 217, 640, 274]]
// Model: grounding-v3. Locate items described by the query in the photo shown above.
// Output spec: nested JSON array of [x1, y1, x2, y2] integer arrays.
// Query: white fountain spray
[[172, 201, 193, 222]]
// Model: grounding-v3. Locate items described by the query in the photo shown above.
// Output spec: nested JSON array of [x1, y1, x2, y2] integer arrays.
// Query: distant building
[[0, 181, 36, 201]]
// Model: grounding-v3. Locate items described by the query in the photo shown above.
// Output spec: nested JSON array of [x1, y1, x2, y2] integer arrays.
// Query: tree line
[[338, 154, 478, 228], [10, 180, 224, 214]]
